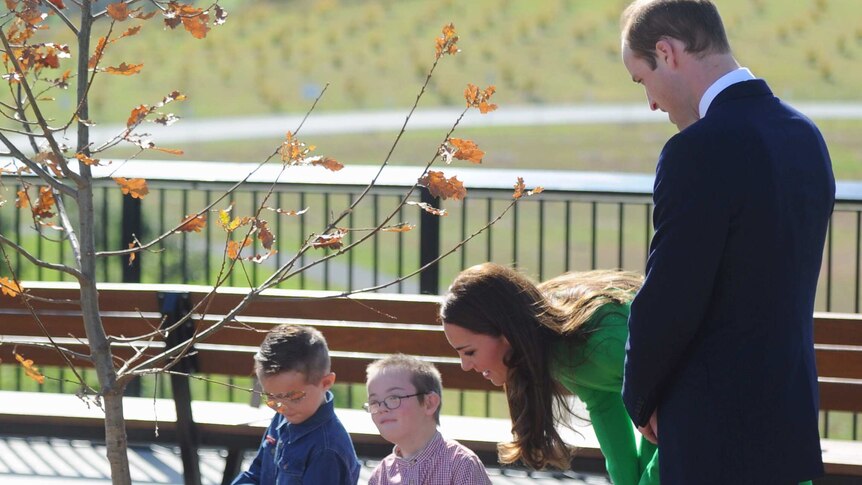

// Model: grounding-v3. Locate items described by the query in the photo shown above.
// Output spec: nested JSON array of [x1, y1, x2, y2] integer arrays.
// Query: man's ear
[[320, 372, 336, 391], [424, 391, 441, 416], [654, 38, 677, 67]]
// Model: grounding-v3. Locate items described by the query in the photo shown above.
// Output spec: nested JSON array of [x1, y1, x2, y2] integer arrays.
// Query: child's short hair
[[255, 325, 330, 383], [366, 354, 443, 424]]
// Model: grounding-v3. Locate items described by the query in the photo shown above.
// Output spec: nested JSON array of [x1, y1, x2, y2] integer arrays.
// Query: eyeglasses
[[362, 392, 427, 414], [262, 390, 307, 409]]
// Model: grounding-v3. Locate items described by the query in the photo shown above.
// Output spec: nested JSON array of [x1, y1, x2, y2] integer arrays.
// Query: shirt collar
[[393, 430, 443, 465], [277, 390, 336, 441], [698, 67, 756, 118]]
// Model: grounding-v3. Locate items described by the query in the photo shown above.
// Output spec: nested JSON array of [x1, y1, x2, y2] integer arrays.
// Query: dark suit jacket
[[623, 79, 835, 484]]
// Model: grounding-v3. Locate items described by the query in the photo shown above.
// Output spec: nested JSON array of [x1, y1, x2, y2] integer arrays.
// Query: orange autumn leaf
[[88, 37, 107, 68], [33, 186, 56, 219], [127, 242, 136, 266], [15, 353, 45, 384], [15, 188, 30, 208], [449, 138, 484, 164], [118, 25, 142, 40], [178, 214, 206, 233], [513, 177, 526, 199], [418, 171, 466, 201], [434, 23, 459, 59], [151, 146, 184, 155], [513, 178, 544, 199], [126, 104, 150, 127], [106, 2, 130, 21], [105, 62, 143, 76], [75, 152, 101, 166], [310, 157, 343, 172], [257, 221, 275, 250], [47, 0, 66, 8], [114, 177, 149, 199], [0, 277, 22, 297], [227, 236, 253, 260], [464, 83, 498, 114], [406, 201, 447, 217], [382, 222, 415, 233], [311, 229, 348, 250], [164, 2, 210, 39]]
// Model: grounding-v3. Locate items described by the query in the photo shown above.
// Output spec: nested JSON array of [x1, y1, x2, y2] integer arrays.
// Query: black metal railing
[[2, 162, 861, 436]]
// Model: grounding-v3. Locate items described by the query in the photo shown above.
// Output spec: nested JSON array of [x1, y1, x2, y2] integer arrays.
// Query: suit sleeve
[[622, 134, 731, 426]]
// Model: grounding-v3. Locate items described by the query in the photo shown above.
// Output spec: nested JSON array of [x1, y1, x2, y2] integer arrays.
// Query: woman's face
[[442, 322, 511, 387]]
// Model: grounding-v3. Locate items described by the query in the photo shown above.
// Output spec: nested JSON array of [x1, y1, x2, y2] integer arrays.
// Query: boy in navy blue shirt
[[232, 325, 360, 484]]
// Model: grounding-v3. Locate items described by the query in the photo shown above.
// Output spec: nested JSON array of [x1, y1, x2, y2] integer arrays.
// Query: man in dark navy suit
[[619, 1, 835, 484]]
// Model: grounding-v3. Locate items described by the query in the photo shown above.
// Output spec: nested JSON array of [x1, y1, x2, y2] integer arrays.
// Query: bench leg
[[222, 449, 243, 485]]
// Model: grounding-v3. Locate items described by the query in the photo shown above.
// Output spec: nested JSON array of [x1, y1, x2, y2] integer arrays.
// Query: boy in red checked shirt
[[364, 354, 491, 485]]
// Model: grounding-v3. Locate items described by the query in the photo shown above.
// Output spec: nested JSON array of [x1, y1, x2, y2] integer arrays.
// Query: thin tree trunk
[[77, 3, 132, 484]]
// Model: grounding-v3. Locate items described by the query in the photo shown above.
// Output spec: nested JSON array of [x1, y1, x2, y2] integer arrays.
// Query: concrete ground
[[0, 435, 611, 485]]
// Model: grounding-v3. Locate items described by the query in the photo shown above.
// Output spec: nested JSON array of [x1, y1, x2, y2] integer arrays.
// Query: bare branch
[[0, 133, 76, 197], [0, 233, 84, 279], [43, 0, 80, 35], [0, 30, 80, 185]]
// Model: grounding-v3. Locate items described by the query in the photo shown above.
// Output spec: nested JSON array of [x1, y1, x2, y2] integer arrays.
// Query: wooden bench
[[1, 282, 860, 483]]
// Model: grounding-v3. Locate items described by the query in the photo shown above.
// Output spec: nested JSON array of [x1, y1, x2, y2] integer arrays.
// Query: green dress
[[550, 302, 659, 485], [550, 302, 815, 485]]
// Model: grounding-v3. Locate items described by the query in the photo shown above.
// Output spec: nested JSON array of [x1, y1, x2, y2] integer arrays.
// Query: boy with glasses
[[364, 354, 491, 484], [232, 325, 360, 484]]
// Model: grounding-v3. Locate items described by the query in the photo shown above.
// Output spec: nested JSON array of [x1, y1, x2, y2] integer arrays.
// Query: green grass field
[[32, 0, 854, 179]]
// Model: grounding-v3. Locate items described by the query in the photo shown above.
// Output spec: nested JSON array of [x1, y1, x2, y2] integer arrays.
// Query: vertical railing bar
[[826, 215, 833, 311], [618, 203, 625, 269], [181, 189, 189, 283], [252, 191, 260, 286], [486, 198, 493, 261], [102, 187, 109, 281], [205, 190, 213, 284], [512, 202, 519, 268], [373, 194, 379, 288], [159, 189, 166, 282], [14, 186, 22, 278], [591, 202, 597, 270], [274, 192, 283, 287], [324, 192, 331, 290], [299, 192, 306, 289], [564, 201, 572, 271], [348, 192, 355, 292], [856, 211, 861, 314], [398, 200, 405, 293], [460, 198, 468, 270], [538, 200, 545, 280]]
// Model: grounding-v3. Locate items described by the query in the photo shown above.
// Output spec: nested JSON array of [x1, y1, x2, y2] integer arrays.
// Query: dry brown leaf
[[114, 177, 149, 199]]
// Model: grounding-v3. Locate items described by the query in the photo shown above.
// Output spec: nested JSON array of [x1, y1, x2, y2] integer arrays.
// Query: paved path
[[0, 436, 610, 485], [12, 102, 862, 148]]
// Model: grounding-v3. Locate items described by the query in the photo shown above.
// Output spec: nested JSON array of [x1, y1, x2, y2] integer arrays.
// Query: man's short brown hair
[[254, 324, 330, 383]]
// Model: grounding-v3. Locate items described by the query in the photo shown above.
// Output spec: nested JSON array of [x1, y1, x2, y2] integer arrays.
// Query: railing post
[[122, 194, 142, 283], [158, 292, 201, 485], [419, 187, 440, 294]]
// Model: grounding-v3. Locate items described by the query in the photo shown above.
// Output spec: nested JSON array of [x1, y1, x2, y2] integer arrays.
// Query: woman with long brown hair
[[440, 262, 658, 485]]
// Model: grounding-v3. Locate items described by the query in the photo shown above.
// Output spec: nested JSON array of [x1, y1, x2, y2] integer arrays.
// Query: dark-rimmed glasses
[[362, 392, 427, 414]]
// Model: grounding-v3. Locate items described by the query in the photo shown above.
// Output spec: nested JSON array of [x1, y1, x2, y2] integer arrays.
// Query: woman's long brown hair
[[440, 263, 642, 470]]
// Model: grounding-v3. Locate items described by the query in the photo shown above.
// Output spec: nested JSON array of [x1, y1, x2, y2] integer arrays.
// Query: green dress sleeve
[[551, 302, 660, 485]]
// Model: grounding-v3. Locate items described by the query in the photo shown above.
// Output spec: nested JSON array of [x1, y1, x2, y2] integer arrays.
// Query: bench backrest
[[3, 282, 861, 409], [0, 282, 493, 392]]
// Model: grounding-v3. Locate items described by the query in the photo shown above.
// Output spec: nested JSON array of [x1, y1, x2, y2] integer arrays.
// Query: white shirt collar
[[698, 67, 756, 118]]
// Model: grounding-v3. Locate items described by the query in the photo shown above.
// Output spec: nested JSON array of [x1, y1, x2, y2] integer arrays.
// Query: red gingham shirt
[[368, 431, 492, 485]]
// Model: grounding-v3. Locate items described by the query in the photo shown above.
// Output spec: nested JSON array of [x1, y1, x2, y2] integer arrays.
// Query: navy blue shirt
[[232, 391, 360, 484]]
